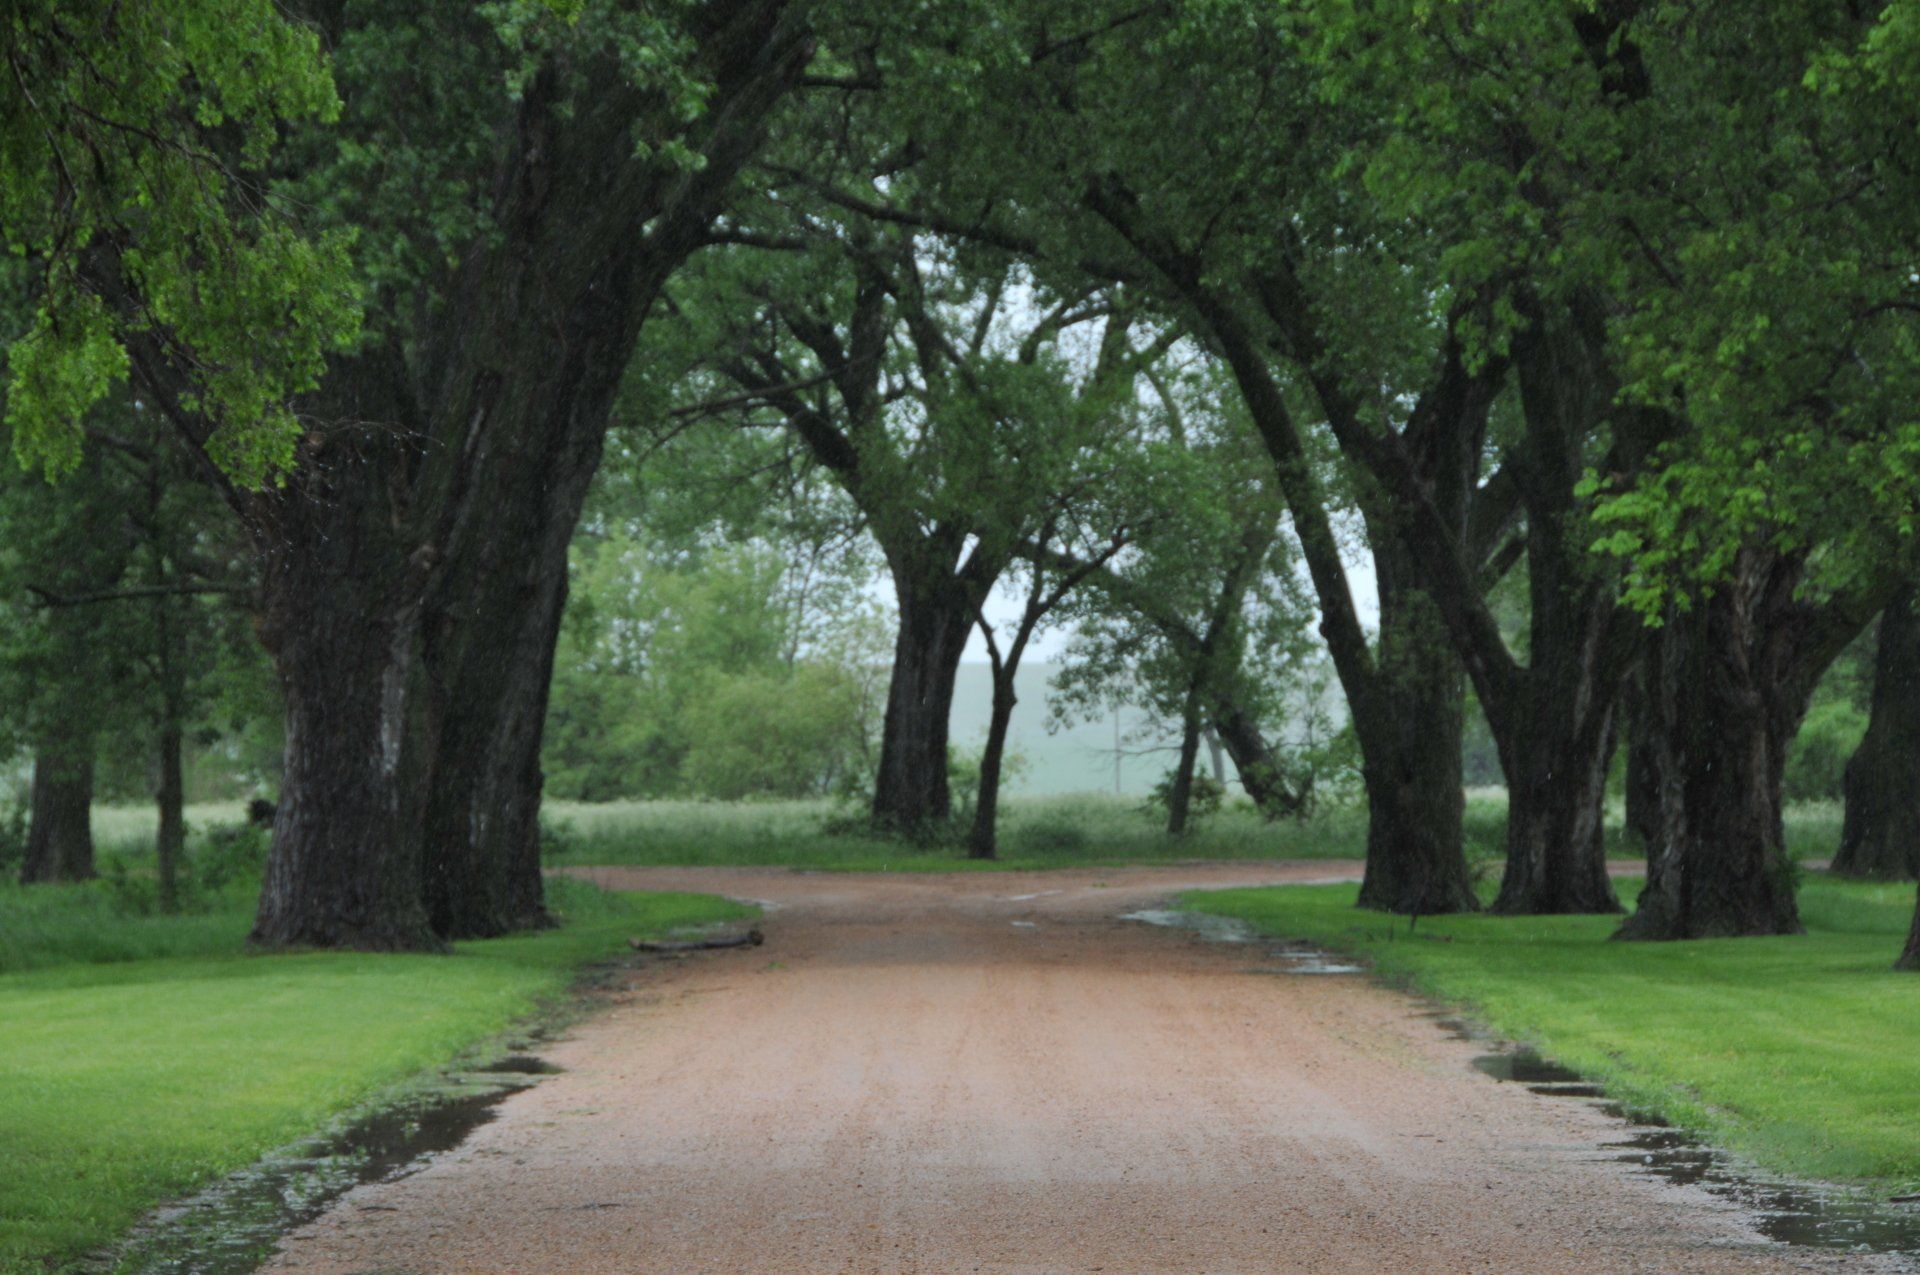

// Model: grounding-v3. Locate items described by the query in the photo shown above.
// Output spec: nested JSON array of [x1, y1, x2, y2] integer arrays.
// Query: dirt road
[[266, 863, 1872, 1273]]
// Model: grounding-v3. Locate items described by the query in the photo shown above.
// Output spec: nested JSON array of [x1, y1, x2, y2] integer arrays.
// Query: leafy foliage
[[2, 1, 360, 483]]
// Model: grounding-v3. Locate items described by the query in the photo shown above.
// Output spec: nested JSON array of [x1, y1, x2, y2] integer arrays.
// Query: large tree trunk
[[873, 570, 973, 837], [1491, 563, 1625, 915], [1482, 314, 1627, 915], [1616, 557, 1811, 940], [1833, 586, 1920, 880], [222, 7, 812, 949], [416, 274, 626, 938], [966, 669, 1018, 860], [19, 732, 96, 884], [1354, 583, 1477, 915], [250, 462, 441, 950]]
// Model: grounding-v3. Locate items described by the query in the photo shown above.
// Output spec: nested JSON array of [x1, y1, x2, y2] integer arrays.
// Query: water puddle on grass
[[101, 1061, 558, 1274], [1247, 947, 1366, 976], [1471, 1047, 1920, 1265], [1122, 908, 1260, 944], [1124, 909, 1363, 972]]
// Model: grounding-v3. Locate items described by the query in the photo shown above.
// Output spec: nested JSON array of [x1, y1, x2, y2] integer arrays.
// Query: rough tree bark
[[130, 4, 814, 948], [874, 562, 978, 837], [1355, 570, 1474, 915], [19, 731, 96, 884], [415, 5, 813, 938], [1616, 547, 1884, 940], [1486, 319, 1631, 915], [1833, 585, 1920, 880]]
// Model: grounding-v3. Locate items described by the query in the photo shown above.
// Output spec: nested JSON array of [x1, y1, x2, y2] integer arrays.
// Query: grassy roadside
[[0, 876, 753, 1274], [1181, 875, 1920, 1192]]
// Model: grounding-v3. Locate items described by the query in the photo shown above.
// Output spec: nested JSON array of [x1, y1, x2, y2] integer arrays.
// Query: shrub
[[0, 799, 25, 877], [1786, 700, 1868, 803], [1148, 769, 1226, 822]]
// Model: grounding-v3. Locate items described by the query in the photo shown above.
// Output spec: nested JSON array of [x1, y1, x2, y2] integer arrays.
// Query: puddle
[[476, 1054, 561, 1075], [103, 1078, 533, 1273], [1122, 909, 1259, 944], [1011, 921, 1038, 929], [1473, 1048, 1920, 1263], [1472, 1048, 1584, 1085], [1609, 1126, 1920, 1259], [1414, 1010, 1489, 1042], [1247, 946, 1365, 976], [1125, 909, 1360, 971]]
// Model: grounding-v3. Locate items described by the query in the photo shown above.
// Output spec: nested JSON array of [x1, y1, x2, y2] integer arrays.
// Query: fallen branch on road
[[629, 929, 764, 953]]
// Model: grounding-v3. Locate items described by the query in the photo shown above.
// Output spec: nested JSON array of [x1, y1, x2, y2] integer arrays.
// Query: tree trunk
[[1354, 585, 1478, 915], [1475, 314, 1627, 915], [19, 732, 96, 884], [155, 694, 186, 913], [873, 571, 973, 838], [152, 562, 188, 912], [1616, 562, 1809, 940], [1205, 728, 1226, 785], [230, 8, 811, 949], [250, 463, 441, 951], [155, 712, 185, 912], [1898, 886, 1920, 971], [966, 669, 1018, 860], [1210, 698, 1308, 820], [1166, 691, 1203, 836], [1622, 680, 1663, 862], [1833, 586, 1920, 880], [416, 280, 623, 938], [1491, 579, 1625, 915]]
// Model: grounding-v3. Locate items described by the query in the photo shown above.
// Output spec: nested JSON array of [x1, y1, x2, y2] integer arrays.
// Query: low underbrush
[[536, 794, 1513, 871]]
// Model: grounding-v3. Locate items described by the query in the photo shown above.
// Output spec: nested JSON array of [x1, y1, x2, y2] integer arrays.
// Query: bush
[[1786, 700, 1868, 803], [1148, 769, 1226, 822], [539, 813, 580, 863], [678, 664, 872, 800], [1011, 812, 1090, 853], [0, 799, 25, 877], [192, 823, 269, 892]]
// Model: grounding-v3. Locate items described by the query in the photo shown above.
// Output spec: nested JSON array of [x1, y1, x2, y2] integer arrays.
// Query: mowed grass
[[0, 876, 753, 1273], [1182, 874, 1920, 1189]]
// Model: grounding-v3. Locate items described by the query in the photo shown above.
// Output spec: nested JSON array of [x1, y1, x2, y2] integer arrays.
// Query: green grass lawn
[[0, 875, 753, 1273], [1182, 874, 1920, 1191]]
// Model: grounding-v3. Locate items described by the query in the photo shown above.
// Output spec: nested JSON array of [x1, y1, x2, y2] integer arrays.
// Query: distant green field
[[541, 793, 1436, 871], [1183, 874, 1920, 1189]]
